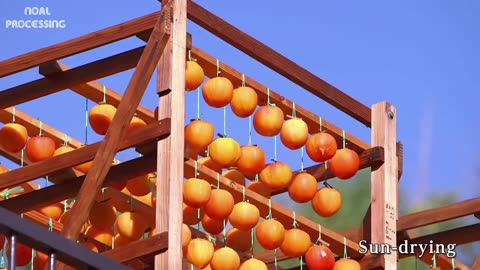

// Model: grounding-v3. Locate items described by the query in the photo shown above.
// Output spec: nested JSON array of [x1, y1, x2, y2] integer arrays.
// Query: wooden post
[[155, 0, 186, 269], [370, 102, 397, 270]]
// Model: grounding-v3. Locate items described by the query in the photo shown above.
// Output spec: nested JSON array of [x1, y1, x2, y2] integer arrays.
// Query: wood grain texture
[[0, 120, 170, 191], [58, 8, 171, 250], [0, 47, 144, 110], [155, 0, 187, 269], [102, 232, 168, 263], [370, 102, 398, 269], [0, 11, 160, 78], [187, 1, 372, 126], [190, 47, 370, 153]]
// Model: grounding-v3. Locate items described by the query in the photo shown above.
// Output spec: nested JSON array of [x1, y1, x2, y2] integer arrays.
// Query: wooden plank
[[0, 11, 161, 78], [102, 233, 168, 263], [138, 31, 192, 51], [59, 8, 171, 247], [0, 107, 83, 148], [0, 120, 170, 191], [155, 0, 186, 269], [186, 1, 371, 126], [0, 153, 157, 213], [0, 46, 144, 110], [370, 102, 397, 270], [0, 207, 130, 270], [272, 146, 384, 196], [38, 62, 156, 125], [398, 196, 480, 231], [185, 159, 363, 256], [190, 47, 369, 153]]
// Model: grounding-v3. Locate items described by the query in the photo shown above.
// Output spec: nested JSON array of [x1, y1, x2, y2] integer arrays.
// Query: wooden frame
[[0, 1, 477, 269]]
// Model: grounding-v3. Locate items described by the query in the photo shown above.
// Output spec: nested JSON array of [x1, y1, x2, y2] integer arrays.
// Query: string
[[196, 87, 201, 120], [451, 258, 456, 269], [223, 106, 227, 137], [21, 149, 24, 167], [342, 130, 346, 149], [274, 249, 278, 269], [63, 200, 68, 212], [194, 160, 198, 177], [216, 173, 220, 189], [63, 134, 69, 146], [300, 146, 304, 171], [85, 98, 89, 144], [102, 85, 106, 103], [254, 174, 259, 183], [272, 135, 277, 162], [250, 228, 254, 258], [12, 107, 15, 123], [48, 218, 53, 231], [216, 59, 221, 77], [265, 199, 272, 219], [292, 102, 296, 118], [129, 196, 134, 212], [319, 116, 323, 132], [300, 256, 303, 270], [432, 252, 436, 268], [38, 117, 43, 136], [343, 237, 348, 258], [242, 74, 246, 87], [197, 208, 201, 231], [242, 186, 246, 202], [248, 115, 252, 145], [317, 224, 322, 244], [223, 219, 227, 245], [292, 211, 299, 228], [267, 88, 275, 106], [44, 175, 49, 187], [188, 50, 192, 61]]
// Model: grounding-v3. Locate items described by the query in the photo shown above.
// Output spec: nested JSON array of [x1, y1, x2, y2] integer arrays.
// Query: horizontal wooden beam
[[398, 196, 480, 231], [0, 11, 161, 78], [102, 232, 168, 263], [137, 31, 192, 51], [38, 62, 156, 125], [0, 153, 157, 214], [0, 207, 130, 270], [0, 119, 170, 191], [190, 47, 369, 153], [185, 159, 364, 256], [0, 47, 144, 110], [273, 146, 384, 196], [187, 1, 372, 126]]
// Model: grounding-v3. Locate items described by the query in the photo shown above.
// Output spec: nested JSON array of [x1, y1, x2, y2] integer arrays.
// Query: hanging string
[[21, 149, 24, 167], [248, 115, 252, 145], [300, 146, 304, 171], [101, 188, 106, 202], [85, 98, 89, 145], [12, 107, 15, 123], [242, 186, 246, 202], [254, 174, 259, 183], [343, 237, 348, 258], [194, 160, 198, 177], [291, 102, 296, 118], [102, 85, 107, 103], [319, 116, 323, 132], [317, 224, 322, 244], [274, 249, 278, 270], [300, 256, 303, 270], [188, 50, 192, 61], [265, 199, 272, 219], [31, 249, 35, 270], [48, 218, 53, 232], [267, 88, 275, 106], [63, 134, 69, 146], [216, 173, 220, 189], [223, 106, 227, 137], [197, 208, 201, 231], [272, 135, 277, 162], [250, 228, 255, 258], [44, 175, 49, 187], [451, 258, 456, 269], [129, 196, 134, 212], [432, 252, 436, 268], [292, 211, 299, 228], [241, 74, 246, 87], [196, 87, 201, 120], [342, 130, 346, 149], [38, 117, 43, 136], [0, 250, 4, 268], [223, 219, 227, 245], [216, 59, 221, 77], [63, 200, 68, 212]]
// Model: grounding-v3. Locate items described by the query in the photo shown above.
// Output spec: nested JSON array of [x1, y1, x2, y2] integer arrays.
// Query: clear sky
[[0, 0, 479, 261]]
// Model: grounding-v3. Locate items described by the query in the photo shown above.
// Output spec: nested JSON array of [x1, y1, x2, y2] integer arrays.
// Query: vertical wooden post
[[155, 0, 186, 269], [370, 101, 398, 270]]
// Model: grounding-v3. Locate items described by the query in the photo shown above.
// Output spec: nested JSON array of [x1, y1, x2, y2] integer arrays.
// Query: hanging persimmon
[[88, 103, 117, 135], [239, 258, 268, 270], [182, 224, 192, 249], [89, 200, 117, 230], [114, 233, 131, 248], [255, 218, 286, 250], [280, 118, 309, 150], [5, 241, 32, 267], [25, 135, 55, 162], [0, 122, 28, 153], [311, 186, 342, 217], [126, 174, 151, 196], [222, 169, 245, 202], [226, 228, 252, 252], [202, 77, 234, 108], [198, 156, 223, 173], [183, 203, 204, 225], [186, 238, 215, 269], [235, 145, 265, 178], [229, 201, 260, 231], [280, 228, 312, 258], [333, 258, 361, 270], [86, 226, 113, 246], [230, 86, 258, 118], [81, 241, 99, 253], [328, 148, 360, 180], [128, 115, 147, 133], [209, 137, 241, 168], [210, 247, 241, 270], [185, 60, 205, 91], [253, 105, 284, 136], [201, 214, 225, 235], [305, 244, 335, 270], [259, 161, 293, 191], [183, 178, 211, 208], [204, 189, 235, 220], [36, 203, 63, 221], [59, 210, 90, 234], [305, 132, 337, 162], [33, 250, 49, 269], [116, 211, 148, 241], [185, 119, 215, 151], [246, 181, 271, 199], [288, 172, 318, 203], [53, 145, 92, 173]]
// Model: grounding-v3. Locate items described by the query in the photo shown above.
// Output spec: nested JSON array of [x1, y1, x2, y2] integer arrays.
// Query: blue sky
[[0, 0, 479, 261]]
